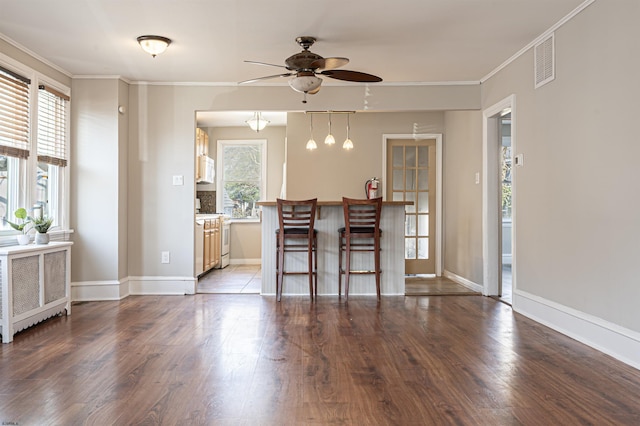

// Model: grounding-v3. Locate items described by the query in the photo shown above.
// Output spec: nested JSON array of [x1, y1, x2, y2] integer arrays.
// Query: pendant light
[[324, 112, 335, 145], [246, 112, 269, 132], [343, 113, 354, 150], [306, 113, 317, 150]]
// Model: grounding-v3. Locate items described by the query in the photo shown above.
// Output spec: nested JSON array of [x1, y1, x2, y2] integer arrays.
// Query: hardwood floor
[[2, 295, 640, 425], [405, 276, 481, 296]]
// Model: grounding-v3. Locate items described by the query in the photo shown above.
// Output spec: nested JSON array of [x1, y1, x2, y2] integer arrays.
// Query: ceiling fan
[[239, 36, 382, 103]]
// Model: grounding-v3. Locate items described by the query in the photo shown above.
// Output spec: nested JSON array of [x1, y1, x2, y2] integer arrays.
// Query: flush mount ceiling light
[[246, 112, 269, 132], [137, 35, 172, 57]]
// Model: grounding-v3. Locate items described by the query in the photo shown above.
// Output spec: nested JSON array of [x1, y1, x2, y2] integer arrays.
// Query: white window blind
[[37, 84, 68, 166], [0, 66, 30, 159]]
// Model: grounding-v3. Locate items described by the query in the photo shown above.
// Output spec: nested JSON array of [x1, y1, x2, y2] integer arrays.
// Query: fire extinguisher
[[365, 177, 380, 199]]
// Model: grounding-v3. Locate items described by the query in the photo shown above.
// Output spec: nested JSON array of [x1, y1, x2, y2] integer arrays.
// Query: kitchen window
[[216, 139, 266, 221], [0, 62, 70, 238]]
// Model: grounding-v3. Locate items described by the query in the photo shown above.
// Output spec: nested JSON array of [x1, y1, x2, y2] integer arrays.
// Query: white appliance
[[218, 215, 231, 268], [197, 156, 215, 184]]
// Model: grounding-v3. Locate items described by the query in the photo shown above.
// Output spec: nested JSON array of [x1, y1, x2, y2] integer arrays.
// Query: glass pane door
[[388, 139, 436, 274]]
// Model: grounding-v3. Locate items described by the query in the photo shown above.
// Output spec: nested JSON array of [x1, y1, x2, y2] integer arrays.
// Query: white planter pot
[[17, 234, 30, 245], [35, 232, 49, 245]]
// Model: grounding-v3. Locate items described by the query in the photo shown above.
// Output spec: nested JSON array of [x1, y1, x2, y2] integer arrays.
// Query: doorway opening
[[482, 96, 516, 304], [498, 112, 512, 304]]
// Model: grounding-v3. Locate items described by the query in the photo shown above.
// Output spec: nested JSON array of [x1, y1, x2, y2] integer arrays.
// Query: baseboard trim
[[443, 270, 483, 293], [514, 289, 640, 370], [72, 276, 197, 300], [71, 279, 130, 301], [129, 276, 197, 295]]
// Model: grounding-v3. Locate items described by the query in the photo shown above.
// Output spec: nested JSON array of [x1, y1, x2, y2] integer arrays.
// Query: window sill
[[0, 229, 74, 247]]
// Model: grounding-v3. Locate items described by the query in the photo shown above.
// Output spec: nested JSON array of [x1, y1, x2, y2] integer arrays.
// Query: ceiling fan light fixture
[[246, 112, 269, 132], [289, 75, 322, 93], [137, 35, 172, 57]]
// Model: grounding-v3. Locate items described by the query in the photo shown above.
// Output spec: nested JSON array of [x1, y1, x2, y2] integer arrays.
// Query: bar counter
[[257, 201, 410, 297]]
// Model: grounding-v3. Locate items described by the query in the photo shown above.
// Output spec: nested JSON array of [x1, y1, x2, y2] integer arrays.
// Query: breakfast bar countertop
[[256, 200, 411, 207]]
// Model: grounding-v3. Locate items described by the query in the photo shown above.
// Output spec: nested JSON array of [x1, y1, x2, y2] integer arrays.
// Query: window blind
[[38, 84, 69, 167], [0, 66, 30, 159]]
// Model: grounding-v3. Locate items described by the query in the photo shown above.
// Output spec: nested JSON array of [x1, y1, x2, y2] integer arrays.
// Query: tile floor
[[196, 264, 261, 294]]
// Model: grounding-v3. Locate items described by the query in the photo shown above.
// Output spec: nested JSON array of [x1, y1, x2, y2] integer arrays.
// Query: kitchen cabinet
[[203, 217, 220, 272], [196, 128, 209, 157], [195, 128, 210, 182]]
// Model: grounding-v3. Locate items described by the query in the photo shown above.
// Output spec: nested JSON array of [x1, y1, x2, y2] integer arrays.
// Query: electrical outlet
[[161, 251, 170, 264]]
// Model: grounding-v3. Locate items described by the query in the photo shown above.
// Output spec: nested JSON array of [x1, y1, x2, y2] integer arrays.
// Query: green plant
[[30, 216, 54, 233], [5, 208, 29, 234]]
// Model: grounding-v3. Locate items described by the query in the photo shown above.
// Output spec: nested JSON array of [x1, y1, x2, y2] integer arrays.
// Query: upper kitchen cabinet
[[196, 128, 215, 184], [196, 128, 209, 157]]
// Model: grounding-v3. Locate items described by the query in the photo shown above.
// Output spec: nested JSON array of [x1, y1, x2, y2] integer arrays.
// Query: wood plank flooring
[[1, 294, 640, 425], [405, 276, 481, 296]]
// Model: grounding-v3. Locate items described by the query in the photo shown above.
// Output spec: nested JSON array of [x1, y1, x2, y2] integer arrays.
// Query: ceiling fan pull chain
[[302, 92, 308, 104]]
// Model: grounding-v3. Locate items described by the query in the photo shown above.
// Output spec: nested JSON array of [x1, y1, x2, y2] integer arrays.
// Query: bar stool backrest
[[342, 197, 382, 237], [276, 198, 317, 237]]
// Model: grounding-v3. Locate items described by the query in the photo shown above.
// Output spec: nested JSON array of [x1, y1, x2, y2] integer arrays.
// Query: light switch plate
[[514, 154, 524, 167], [172, 175, 184, 186]]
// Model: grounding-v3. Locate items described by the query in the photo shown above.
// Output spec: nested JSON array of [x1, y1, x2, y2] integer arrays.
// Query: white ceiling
[[1, 0, 587, 127]]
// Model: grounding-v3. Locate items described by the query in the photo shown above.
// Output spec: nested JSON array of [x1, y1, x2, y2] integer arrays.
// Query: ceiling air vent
[[534, 33, 555, 88]]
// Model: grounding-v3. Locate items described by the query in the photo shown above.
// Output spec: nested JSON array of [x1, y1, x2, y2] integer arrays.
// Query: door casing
[[482, 95, 516, 298]]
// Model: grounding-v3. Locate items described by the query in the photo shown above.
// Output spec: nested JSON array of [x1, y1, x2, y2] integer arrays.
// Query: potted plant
[[5, 207, 31, 245], [30, 215, 55, 245]]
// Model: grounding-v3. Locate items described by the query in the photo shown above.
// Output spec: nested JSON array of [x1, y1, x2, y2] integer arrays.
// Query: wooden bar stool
[[338, 197, 383, 301], [275, 198, 318, 302]]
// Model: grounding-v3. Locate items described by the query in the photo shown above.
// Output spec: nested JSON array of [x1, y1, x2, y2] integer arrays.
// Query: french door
[[387, 139, 437, 275]]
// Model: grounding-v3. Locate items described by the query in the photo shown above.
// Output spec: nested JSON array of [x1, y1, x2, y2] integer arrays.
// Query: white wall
[[482, 0, 640, 333], [123, 84, 478, 281], [71, 78, 121, 282], [285, 111, 445, 200], [443, 110, 483, 285]]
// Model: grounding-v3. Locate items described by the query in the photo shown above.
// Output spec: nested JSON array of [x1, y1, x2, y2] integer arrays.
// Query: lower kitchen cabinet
[[203, 217, 220, 272]]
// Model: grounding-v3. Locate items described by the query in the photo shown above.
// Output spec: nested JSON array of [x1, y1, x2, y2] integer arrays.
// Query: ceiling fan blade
[[244, 60, 289, 69], [238, 73, 293, 85], [320, 69, 382, 83], [310, 57, 349, 71]]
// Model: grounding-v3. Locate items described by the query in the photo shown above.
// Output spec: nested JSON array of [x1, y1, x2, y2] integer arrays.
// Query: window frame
[[0, 53, 70, 241], [216, 139, 267, 223]]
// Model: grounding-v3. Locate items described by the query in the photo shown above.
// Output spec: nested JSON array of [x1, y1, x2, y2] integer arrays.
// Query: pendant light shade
[[137, 35, 172, 57], [324, 113, 335, 145], [306, 113, 317, 150], [246, 112, 269, 132], [343, 113, 354, 150]]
